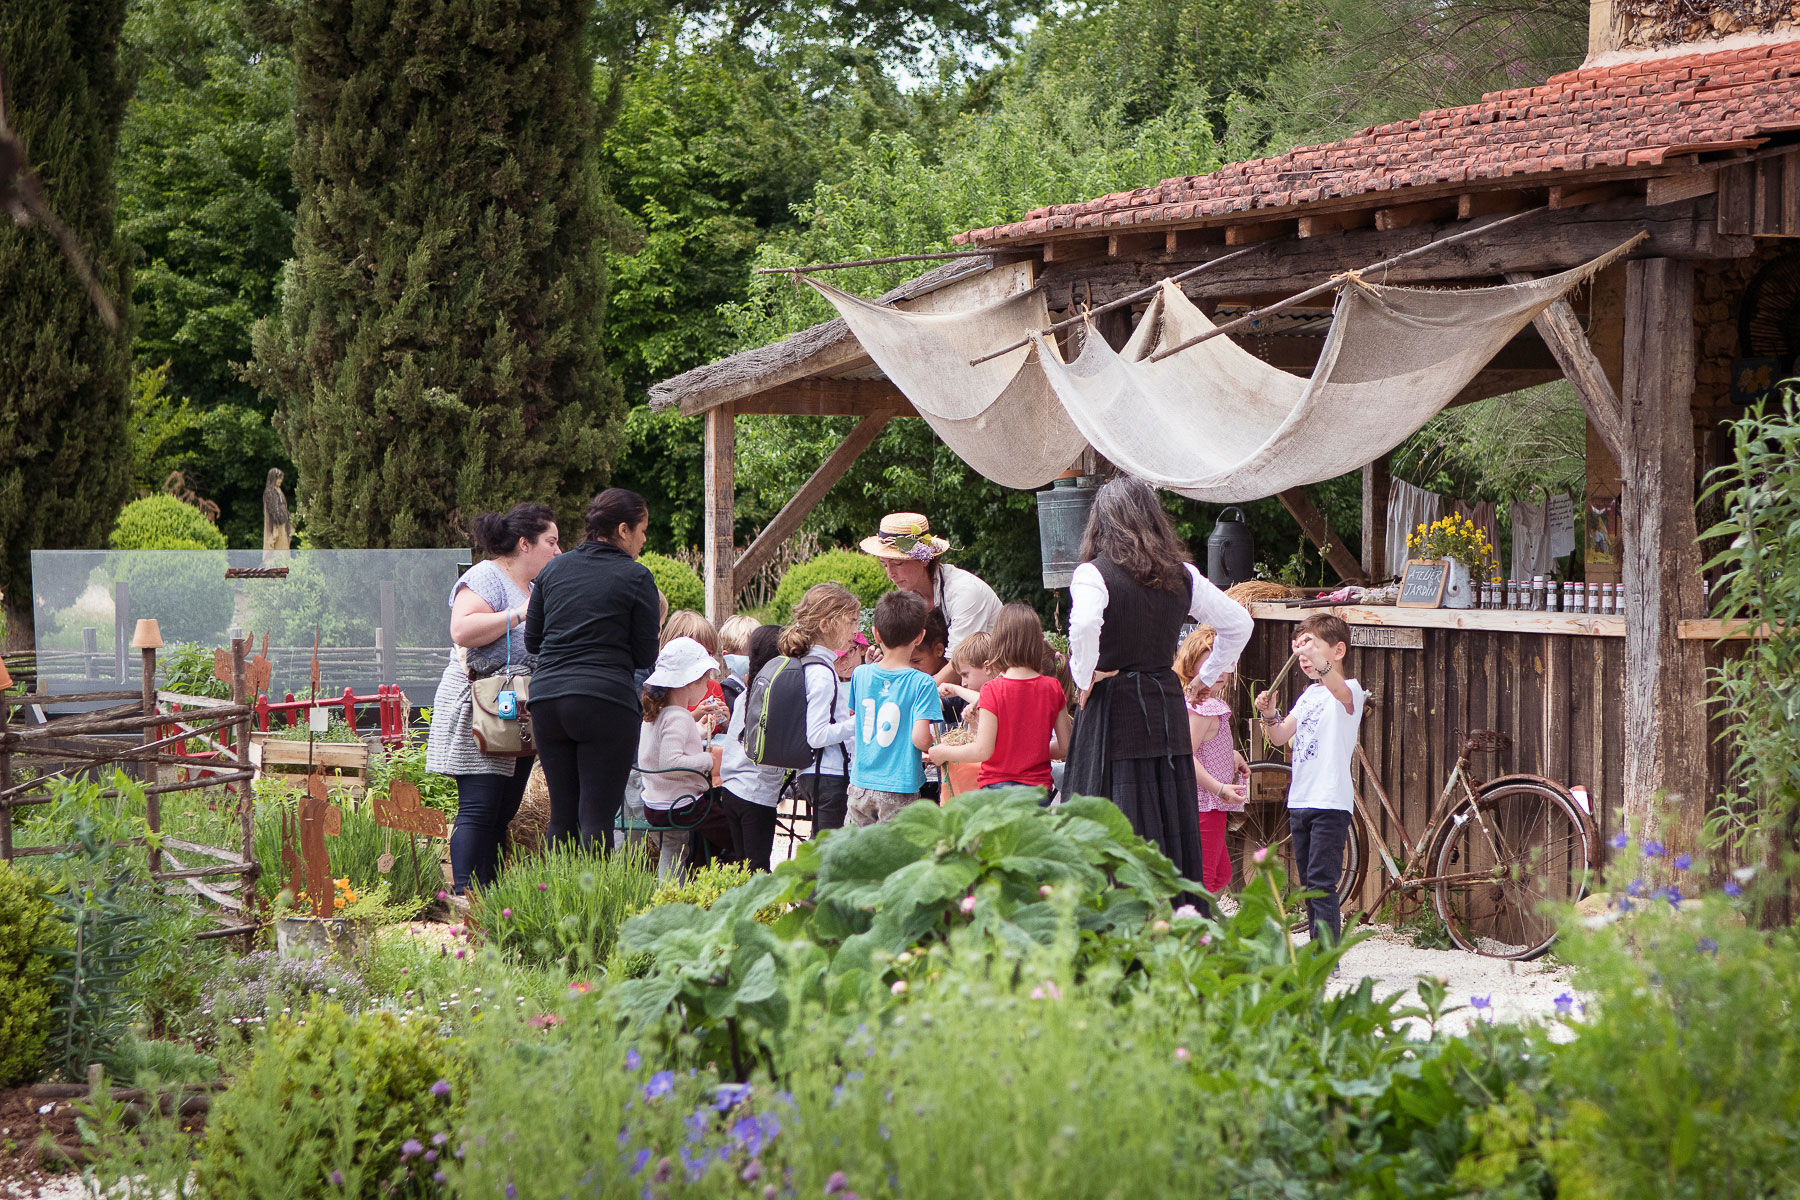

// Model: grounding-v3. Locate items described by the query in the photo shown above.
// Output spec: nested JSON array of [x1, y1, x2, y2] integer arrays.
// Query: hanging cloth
[[1027, 239, 1639, 503], [1387, 479, 1445, 574], [804, 276, 1089, 489]]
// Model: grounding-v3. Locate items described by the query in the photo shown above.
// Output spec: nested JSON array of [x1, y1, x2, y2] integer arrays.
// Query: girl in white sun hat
[[637, 636, 732, 879]]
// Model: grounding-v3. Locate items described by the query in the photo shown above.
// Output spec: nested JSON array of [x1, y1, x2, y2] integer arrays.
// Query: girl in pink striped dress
[[1175, 627, 1248, 894]]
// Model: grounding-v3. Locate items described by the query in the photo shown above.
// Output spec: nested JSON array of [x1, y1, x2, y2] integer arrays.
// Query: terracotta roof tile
[[956, 38, 1800, 246]]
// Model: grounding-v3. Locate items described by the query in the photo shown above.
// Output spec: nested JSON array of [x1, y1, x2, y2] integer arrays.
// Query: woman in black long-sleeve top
[[525, 488, 660, 849]]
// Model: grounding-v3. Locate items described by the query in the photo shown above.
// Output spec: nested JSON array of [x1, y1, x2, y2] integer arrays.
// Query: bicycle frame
[[1356, 744, 1483, 916]]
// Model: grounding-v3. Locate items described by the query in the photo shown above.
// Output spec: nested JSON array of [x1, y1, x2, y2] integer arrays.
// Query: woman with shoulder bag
[[426, 504, 561, 894], [526, 488, 661, 850]]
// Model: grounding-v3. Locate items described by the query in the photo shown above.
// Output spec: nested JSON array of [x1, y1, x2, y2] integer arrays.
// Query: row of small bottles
[[1478, 577, 1628, 614]]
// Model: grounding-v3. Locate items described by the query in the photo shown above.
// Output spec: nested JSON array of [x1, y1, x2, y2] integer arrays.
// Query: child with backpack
[[719, 624, 788, 871], [847, 591, 943, 825], [929, 604, 1070, 796], [746, 583, 859, 833]]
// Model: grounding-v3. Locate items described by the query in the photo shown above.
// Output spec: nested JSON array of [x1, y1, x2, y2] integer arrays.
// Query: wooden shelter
[[651, 18, 1800, 849]]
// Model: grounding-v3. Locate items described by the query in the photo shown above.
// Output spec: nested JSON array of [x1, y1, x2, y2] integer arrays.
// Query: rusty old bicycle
[[1235, 727, 1599, 960]]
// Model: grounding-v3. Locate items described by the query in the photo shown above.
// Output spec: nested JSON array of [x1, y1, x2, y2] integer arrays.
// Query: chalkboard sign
[[1397, 559, 1450, 608]]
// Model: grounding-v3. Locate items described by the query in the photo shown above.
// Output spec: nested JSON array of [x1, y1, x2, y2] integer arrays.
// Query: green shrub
[[157, 641, 231, 699], [638, 551, 703, 616], [644, 860, 757, 911], [472, 842, 659, 971], [199, 950, 368, 1045], [200, 1005, 470, 1200], [109, 494, 227, 551], [251, 783, 440, 910], [0, 862, 63, 1087], [112, 550, 234, 644], [769, 548, 892, 622]]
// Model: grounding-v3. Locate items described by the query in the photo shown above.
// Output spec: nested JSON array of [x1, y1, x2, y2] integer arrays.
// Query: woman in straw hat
[[1064, 477, 1252, 901], [860, 512, 1002, 684]]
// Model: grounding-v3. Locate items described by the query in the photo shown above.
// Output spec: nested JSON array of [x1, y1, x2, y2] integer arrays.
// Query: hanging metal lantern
[[1036, 475, 1099, 588], [1206, 506, 1255, 588]]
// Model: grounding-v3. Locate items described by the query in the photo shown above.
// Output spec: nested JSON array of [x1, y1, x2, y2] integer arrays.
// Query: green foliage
[[0, 0, 136, 643], [251, 782, 441, 911], [116, 1034, 220, 1087], [769, 548, 893, 622], [0, 863, 65, 1087], [639, 550, 704, 616], [43, 815, 153, 1080], [471, 842, 660, 972], [366, 733, 458, 815], [608, 789, 1192, 1067], [1701, 394, 1800, 859], [200, 950, 368, 1045], [249, 0, 622, 550], [645, 860, 759, 912], [110, 494, 228, 550], [111, 549, 235, 644], [1533, 842, 1800, 1198], [199, 1005, 470, 1200], [126, 363, 205, 495], [157, 640, 231, 700]]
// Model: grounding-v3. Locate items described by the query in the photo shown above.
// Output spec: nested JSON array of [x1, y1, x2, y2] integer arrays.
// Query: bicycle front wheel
[[1430, 777, 1597, 960], [1233, 761, 1366, 914]]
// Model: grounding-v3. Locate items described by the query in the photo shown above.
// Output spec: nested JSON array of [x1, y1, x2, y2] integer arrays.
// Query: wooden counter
[[1247, 602, 1625, 638]]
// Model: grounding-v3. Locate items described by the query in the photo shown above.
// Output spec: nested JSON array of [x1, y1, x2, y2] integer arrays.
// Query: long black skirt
[[1067, 682, 1206, 895]]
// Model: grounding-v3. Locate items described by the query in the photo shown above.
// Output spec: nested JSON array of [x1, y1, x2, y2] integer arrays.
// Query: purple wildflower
[[506, 1185, 518, 1200], [430, 1079, 451, 1098], [642, 1070, 675, 1101], [402, 1139, 424, 1159], [424, 1150, 437, 1163], [1674, 853, 1692, 871], [685, 1108, 710, 1143], [1609, 831, 1629, 850], [1698, 936, 1719, 955], [743, 1160, 764, 1183], [1471, 995, 1491, 1011], [716, 1082, 754, 1111], [624, 1047, 642, 1072], [1642, 840, 1665, 859], [329, 1170, 344, 1187], [432, 1132, 448, 1147], [1724, 880, 1743, 896], [630, 1149, 652, 1177], [434, 1171, 447, 1185], [538, 881, 547, 891], [826, 1171, 850, 1195], [1553, 992, 1575, 1015]]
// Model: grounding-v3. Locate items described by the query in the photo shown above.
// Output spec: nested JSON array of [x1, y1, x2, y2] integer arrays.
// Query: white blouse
[[1068, 561, 1253, 690]]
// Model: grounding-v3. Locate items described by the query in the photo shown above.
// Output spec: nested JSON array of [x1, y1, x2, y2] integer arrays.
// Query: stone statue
[[263, 467, 292, 559]]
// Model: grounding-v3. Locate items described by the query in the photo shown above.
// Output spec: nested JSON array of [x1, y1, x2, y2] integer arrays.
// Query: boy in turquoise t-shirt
[[847, 590, 943, 826]]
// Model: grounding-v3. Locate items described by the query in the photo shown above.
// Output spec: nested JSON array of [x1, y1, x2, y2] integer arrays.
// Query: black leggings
[[721, 790, 779, 872], [448, 757, 534, 893], [530, 696, 638, 851]]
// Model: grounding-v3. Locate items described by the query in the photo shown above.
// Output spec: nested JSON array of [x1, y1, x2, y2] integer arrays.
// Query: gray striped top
[[425, 560, 530, 778]]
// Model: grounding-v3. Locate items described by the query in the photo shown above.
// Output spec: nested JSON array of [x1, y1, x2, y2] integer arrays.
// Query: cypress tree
[[250, 0, 620, 548], [0, 3, 134, 646]]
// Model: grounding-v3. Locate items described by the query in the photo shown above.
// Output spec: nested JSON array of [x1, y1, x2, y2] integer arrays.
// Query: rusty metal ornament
[[299, 772, 341, 918], [373, 778, 447, 839]]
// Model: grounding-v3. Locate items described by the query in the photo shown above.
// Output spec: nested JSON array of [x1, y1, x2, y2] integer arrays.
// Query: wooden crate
[[249, 734, 371, 796]]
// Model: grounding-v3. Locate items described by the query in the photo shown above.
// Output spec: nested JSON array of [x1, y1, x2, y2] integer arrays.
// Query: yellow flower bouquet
[[1406, 515, 1498, 577]]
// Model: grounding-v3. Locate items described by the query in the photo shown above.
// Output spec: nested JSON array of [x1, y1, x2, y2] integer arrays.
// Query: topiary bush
[[769, 548, 893, 623], [638, 551, 703, 616], [200, 1005, 470, 1200], [109, 494, 227, 551], [0, 862, 64, 1087]]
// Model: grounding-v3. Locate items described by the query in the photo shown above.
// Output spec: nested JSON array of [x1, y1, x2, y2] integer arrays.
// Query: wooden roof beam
[[1374, 199, 1459, 231], [1297, 208, 1375, 238], [1042, 236, 1107, 263], [1225, 219, 1295, 246], [1458, 189, 1534, 218], [1108, 231, 1163, 257], [731, 377, 914, 418], [1550, 180, 1638, 209]]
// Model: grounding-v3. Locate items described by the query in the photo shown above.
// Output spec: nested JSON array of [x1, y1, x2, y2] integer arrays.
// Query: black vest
[[1092, 557, 1193, 760]]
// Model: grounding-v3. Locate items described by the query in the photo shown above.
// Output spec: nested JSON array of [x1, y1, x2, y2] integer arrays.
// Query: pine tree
[[0, 2, 134, 647], [249, 0, 621, 548]]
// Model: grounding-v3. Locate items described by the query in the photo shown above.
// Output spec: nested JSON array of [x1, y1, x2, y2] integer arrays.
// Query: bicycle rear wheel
[[1430, 777, 1596, 960], [1232, 761, 1366, 913]]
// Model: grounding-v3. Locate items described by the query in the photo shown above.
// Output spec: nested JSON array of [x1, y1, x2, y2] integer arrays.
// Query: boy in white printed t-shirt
[[1253, 613, 1367, 946]]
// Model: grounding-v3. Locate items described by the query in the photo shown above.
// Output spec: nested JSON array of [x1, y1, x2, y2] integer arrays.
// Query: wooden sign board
[[1396, 559, 1449, 608], [1349, 625, 1424, 650]]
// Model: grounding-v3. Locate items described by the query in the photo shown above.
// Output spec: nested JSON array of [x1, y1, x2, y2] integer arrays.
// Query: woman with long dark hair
[[525, 488, 661, 849], [1064, 477, 1253, 891], [427, 503, 561, 893]]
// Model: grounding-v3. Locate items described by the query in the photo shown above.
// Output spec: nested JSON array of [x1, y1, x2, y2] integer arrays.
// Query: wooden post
[[141, 646, 161, 871], [1361, 456, 1391, 583], [83, 627, 98, 681], [1586, 265, 1627, 586], [1618, 258, 1708, 851], [1277, 487, 1365, 583], [703, 404, 736, 625], [229, 629, 257, 939], [378, 581, 397, 685], [113, 582, 130, 685]]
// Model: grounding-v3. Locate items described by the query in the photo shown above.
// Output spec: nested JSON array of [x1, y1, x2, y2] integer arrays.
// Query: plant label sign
[[1397, 559, 1450, 608], [1349, 625, 1424, 649]]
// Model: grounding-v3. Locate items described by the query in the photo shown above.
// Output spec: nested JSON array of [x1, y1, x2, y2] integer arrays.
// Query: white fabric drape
[[1386, 479, 1445, 575], [804, 277, 1088, 489], [807, 239, 1637, 502]]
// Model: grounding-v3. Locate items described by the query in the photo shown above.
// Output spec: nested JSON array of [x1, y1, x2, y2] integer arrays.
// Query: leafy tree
[[0, 0, 135, 647], [117, 0, 297, 546], [249, 0, 622, 549]]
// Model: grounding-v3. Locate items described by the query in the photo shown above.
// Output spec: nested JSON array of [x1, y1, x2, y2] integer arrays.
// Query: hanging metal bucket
[[1206, 506, 1255, 588], [1036, 475, 1099, 588]]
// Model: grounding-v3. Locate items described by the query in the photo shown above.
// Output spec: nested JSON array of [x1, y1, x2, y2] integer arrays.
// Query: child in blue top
[[846, 590, 943, 826]]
